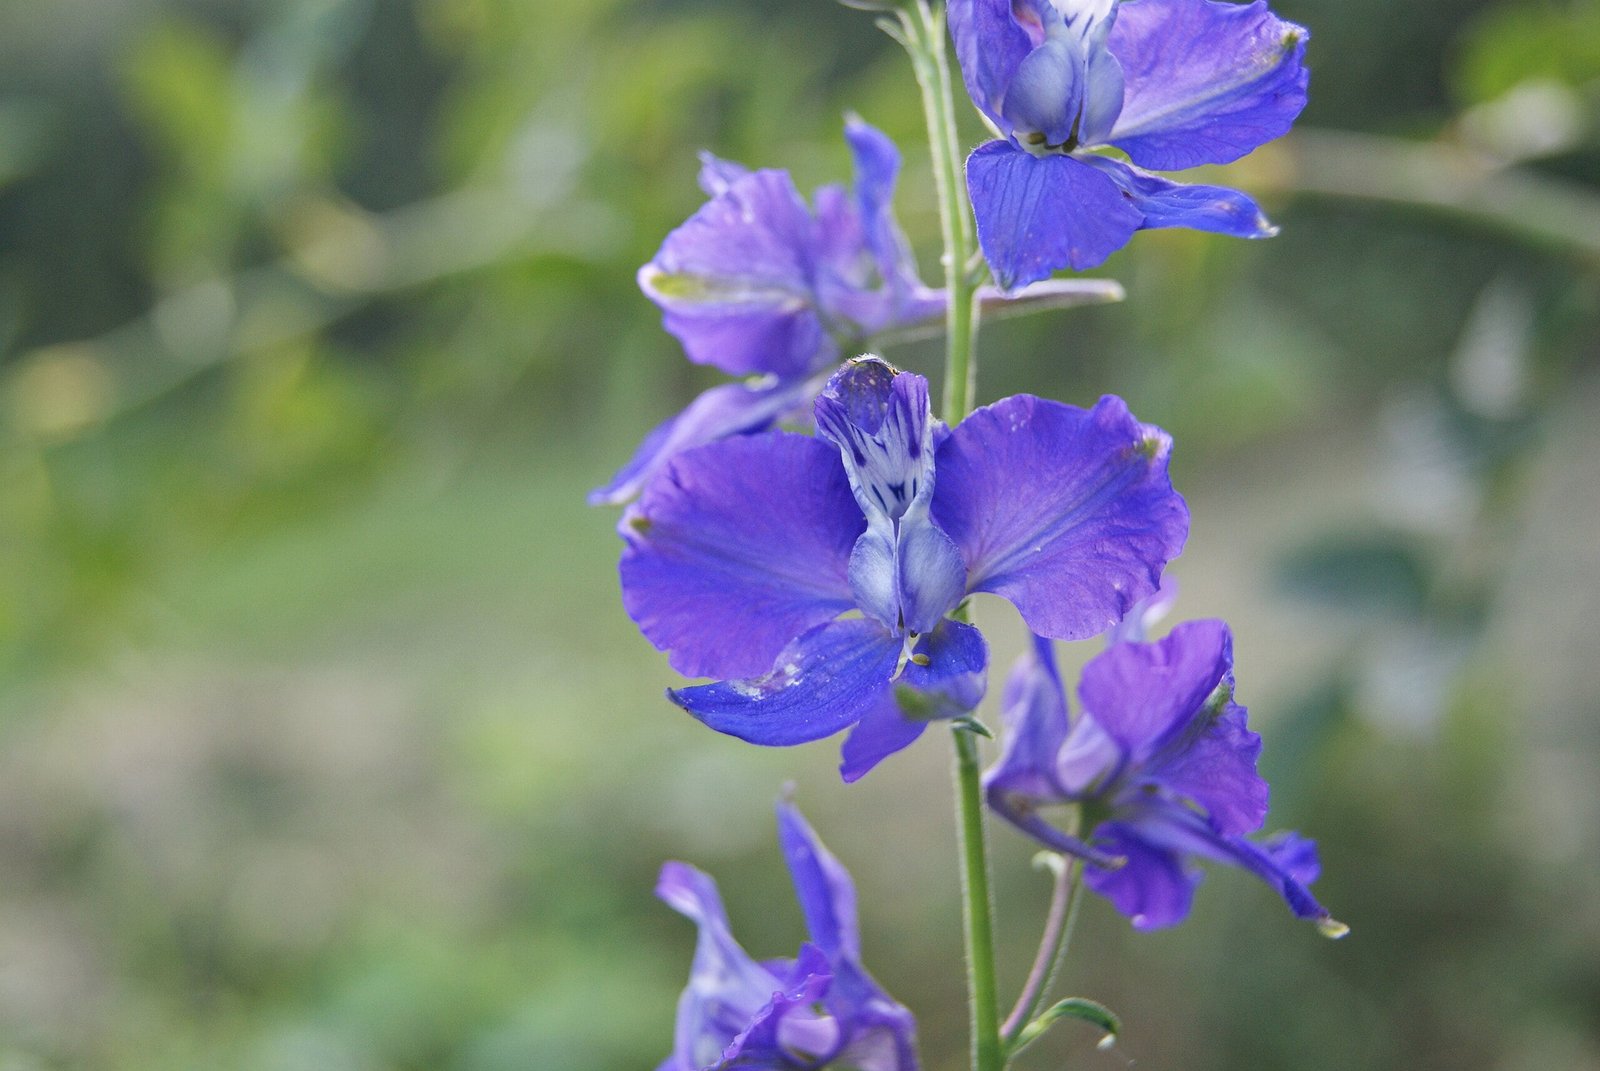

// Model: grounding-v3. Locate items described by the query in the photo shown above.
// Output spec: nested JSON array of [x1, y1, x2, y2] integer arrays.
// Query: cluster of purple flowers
[[599, 0, 1333, 1065]]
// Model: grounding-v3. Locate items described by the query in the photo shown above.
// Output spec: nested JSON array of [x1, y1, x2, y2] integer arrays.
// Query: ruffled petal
[[777, 802, 860, 960], [932, 393, 1188, 642], [721, 944, 835, 1068], [966, 142, 1145, 288], [1077, 619, 1232, 761], [589, 375, 819, 506], [1149, 696, 1269, 836], [620, 433, 862, 679], [1105, 0, 1309, 170], [670, 619, 902, 746], [1080, 155, 1278, 239], [641, 168, 830, 380], [840, 620, 989, 782]]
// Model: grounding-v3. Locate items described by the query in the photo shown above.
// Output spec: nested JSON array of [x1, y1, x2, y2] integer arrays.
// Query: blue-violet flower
[[949, 0, 1310, 287], [592, 117, 942, 505], [657, 800, 919, 1071], [984, 618, 1346, 934], [619, 356, 1188, 780]]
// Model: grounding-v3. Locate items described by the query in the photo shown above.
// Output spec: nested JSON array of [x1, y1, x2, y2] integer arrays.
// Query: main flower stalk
[[900, 4, 1000, 1069]]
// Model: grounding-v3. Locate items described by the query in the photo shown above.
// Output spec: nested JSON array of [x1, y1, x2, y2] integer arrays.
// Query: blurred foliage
[[0, 0, 1597, 1069]]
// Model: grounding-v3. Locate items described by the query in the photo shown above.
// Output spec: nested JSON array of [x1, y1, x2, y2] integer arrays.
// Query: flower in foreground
[[619, 356, 1187, 780], [984, 618, 1346, 933], [949, 0, 1310, 287], [657, 800, 918, 1071], [591, 117, 942, 505]]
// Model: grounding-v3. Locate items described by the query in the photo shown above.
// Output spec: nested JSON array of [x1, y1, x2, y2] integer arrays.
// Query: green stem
[[952, 726, 1005, 1071], [894, 5, 995, 1069], [899, 0, 981, 424]]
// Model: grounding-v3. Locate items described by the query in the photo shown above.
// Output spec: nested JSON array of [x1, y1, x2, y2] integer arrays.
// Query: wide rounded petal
[[589, 375, 819, 506], [933, 394, 1189, 642], [621, 433, 862, 679], [1080, 156, 1278, 239], [669, 619, 902, 746], [641, 168, 830, 379], [840, 620, 989, 782], [1106, 0, 1309, 170], [1077, 619, 1233, 761], [966, 142, 1144, 289]]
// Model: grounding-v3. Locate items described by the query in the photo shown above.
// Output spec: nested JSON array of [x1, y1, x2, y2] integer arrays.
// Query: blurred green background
[[1, 0, 1598, 1068]]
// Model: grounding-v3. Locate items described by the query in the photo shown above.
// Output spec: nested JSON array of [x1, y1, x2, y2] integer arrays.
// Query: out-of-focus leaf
[[1275, 533, 1430, 616]]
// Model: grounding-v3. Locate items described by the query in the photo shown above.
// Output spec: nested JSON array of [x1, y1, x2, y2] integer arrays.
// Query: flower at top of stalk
[[618, 355, 1188, 781], [948, 0, 1310, 288], [590, 116, 944, 506], [984, 615, 1346, 934], [657, 799, 919, 1071]]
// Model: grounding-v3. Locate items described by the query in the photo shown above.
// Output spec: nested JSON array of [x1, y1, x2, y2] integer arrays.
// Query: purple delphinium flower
[[984, 619, 1346, 934], [619, 355, 1188, 780], [657, 800, 919, 1071], [591, 117, 943, 505], [949, 0, 1310, 288]]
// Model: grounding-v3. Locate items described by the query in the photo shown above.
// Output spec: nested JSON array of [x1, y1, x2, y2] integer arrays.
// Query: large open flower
[[950, 0, 1309, 287], [619, 356, 1187, 779], [658, 800, 919, 1071]]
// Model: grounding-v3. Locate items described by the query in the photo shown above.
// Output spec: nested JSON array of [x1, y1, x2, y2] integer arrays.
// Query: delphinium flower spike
[[984, 617, 1346, 935], [657, 799, 919, 1071], [949, 0, 1310, 287], [619, 355, 1188, 780], [591, 117, 943, 505]]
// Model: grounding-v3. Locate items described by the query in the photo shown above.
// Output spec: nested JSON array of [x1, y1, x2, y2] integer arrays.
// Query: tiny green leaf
[[1010, 998, 1122, 1056]]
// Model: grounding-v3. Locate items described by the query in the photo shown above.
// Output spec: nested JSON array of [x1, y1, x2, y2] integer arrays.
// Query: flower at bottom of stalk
[[658, 800, 920, 1071], [984, 620, 1345, 934], [618, 356, 1188, 781]]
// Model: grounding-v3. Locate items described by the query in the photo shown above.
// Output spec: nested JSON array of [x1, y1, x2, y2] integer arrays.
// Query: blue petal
[[777, 801, 860, 960], [1081, 821, 1202, 929], [1081, 156, 1277, 238], [950, 0, 1046, 134], [966, 142, 1144, 288], [670, 619, 902, 746], [840, 620, 989, 782], [657, 861, 795, 1069], [984, 636, 1073, 804], [816, 360, 967, 635], [697, 151, 752, 197], [641, 168, 831, 380], [1105, 0, 1309, 170], [1149, 695, 1269, 836], [620, 433, 862, 680], [721, 943, 835, 1068], [1000, 35, 1084, 148], [589, 375, 819, 506], [1104, 576, 1179, 645], [1077, 619, 1233, 763], [932, 393, 1189, 642]]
